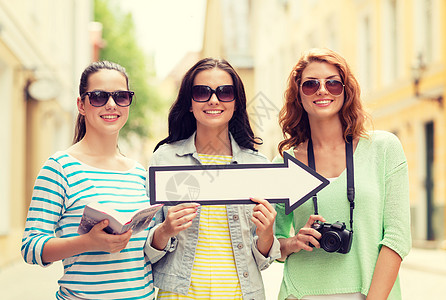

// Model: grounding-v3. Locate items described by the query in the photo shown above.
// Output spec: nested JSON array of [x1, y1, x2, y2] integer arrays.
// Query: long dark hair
[[278, 48, 369, 155], [73, 61, 129, 144], [154, 57, 262, 151]]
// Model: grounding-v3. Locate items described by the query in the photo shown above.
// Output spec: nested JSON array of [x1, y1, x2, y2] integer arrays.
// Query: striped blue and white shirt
[[21, 151, 155, 299]]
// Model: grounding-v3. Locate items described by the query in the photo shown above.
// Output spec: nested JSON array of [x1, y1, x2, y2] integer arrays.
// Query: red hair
[[278, 48, 370, 155]]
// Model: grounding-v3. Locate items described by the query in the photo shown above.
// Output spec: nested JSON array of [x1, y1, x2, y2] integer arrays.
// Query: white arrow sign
[[149, 152, 329, 214]]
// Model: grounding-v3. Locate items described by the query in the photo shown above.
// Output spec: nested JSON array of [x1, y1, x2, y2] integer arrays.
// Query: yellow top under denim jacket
[[144, 132, 281, 300]]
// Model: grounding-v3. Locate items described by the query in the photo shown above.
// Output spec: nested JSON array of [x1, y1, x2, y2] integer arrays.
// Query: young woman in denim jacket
[[144, 58, 281, 300]]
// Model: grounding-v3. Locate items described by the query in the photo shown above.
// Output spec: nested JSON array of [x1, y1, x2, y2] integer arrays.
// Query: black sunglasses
[[192, 85, 235, 102], [301, 79, 345, 96], [82, 90, 134, 107]]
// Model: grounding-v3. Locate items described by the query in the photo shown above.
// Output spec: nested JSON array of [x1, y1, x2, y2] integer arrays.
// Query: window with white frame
[[359, 13, 372, 92], [326, 17, 338, 52], [413, 0, 435, 69], [380, 0, 400, 86], [422, 0, 433, 63]]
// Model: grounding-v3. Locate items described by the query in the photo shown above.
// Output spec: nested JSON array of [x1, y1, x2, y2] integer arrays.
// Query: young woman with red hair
[[274, 48, 411, 300]]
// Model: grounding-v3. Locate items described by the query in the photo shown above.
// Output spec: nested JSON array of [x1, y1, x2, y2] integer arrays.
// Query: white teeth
[[205, 110, 223, 114], [315, 100, 332, 105], [101, 115, 118, 119]]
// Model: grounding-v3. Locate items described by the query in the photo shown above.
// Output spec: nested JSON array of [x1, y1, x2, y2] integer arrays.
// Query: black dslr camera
[[311, 221, 353, 254]]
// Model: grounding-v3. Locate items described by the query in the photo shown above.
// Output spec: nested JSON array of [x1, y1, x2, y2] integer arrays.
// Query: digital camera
[[311, 221, 353, 254]]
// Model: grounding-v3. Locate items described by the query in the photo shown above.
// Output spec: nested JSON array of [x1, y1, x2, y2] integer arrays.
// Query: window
[[422, 0, 433, 63], [359, 14, 372, 91], [326, 17, 338, 51], [381, 0, 399, 85], [413, 0, 434, 65]]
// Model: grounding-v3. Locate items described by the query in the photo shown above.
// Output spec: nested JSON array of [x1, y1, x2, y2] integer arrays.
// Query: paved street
[[1, 248, 445, 299]]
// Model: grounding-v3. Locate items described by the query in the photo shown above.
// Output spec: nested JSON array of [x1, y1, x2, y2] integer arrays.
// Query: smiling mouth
[[204, 110, 223, 115], [101, 115, 119, 119], [314, 100, 333, 105]]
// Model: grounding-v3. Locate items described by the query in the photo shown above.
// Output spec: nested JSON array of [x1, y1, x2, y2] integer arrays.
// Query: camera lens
[[320, 231, 342, 252]]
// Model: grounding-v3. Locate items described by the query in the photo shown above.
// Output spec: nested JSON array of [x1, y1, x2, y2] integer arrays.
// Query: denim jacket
[[145, 132, 281, 300]]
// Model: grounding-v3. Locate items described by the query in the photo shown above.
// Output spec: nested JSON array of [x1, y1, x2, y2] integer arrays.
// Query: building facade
[[202, 0, 282, 156], [0, 0, 92, 266], [203, 0, 446, 247]]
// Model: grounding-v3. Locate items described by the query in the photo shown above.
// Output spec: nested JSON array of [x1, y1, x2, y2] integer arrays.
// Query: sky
[[120, 0, 207, 79]]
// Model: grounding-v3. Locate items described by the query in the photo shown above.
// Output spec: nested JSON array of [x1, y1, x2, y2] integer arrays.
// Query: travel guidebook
[[78, 202, 163, 235]]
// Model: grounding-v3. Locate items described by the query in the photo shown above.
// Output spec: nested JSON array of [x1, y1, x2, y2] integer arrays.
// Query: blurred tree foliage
[[94, 0, 162, 140]]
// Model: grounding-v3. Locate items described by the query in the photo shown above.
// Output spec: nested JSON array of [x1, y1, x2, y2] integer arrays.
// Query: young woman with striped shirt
[[22, 61, 155, 299], [145, 58, 281, 300]]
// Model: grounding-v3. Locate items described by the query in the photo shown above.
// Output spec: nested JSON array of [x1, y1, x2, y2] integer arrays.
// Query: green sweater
[[273, 130, 411, 299]]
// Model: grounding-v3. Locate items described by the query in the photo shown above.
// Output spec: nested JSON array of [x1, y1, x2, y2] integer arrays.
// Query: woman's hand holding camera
[[278, 214, 326, 260]]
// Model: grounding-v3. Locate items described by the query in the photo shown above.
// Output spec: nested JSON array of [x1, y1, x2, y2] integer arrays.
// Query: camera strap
[[307, 135, 355, 232]]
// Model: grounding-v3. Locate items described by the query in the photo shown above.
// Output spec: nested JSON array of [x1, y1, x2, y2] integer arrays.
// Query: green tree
[[94, 0, 162, 140]]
